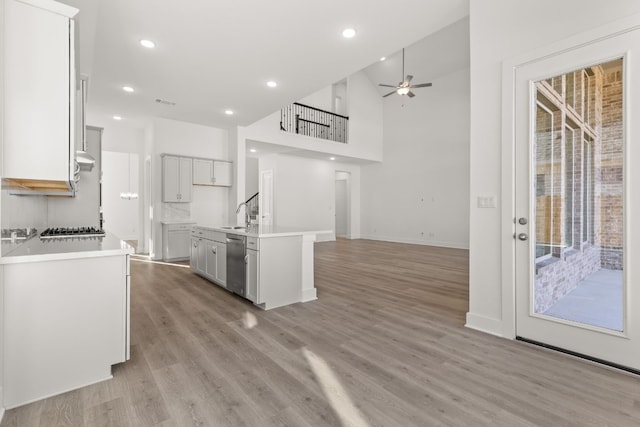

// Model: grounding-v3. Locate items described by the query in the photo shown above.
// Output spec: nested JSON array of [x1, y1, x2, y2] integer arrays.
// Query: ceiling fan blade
[[407, 91, 416, 98], [378, 84, 398, 88], [382, 90, 397, 98], [411, 83, 433, 88], [405, 75, 413, 84]]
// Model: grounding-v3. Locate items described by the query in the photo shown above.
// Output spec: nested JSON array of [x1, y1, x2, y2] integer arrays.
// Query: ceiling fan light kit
[[379, 48, 432, 98]]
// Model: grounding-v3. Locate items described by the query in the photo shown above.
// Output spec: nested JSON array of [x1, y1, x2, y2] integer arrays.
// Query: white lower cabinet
[[205, 240, 227, 286], [246, 248, 259, 303], [2, 254, 129, 408], [191, 228, 226, 287], [163, 223, 194, 261]]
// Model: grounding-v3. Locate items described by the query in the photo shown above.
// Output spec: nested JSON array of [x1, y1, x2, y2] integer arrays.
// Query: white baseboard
[[358, 234, 469, 250], [301, 288, 317, 302], [465, 312, 506, 337], [315, 232, 335, 242]]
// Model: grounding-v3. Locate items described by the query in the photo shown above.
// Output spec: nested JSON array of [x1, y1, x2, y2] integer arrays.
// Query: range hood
[[76, 150, 96, 171]]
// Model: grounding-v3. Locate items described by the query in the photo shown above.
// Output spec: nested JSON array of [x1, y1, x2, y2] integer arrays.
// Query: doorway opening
[[532, 58, 623, 331], [335, 171, 350, 238]]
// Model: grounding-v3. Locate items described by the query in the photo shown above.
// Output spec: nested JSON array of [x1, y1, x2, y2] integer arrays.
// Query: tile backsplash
[[163, 203, 191, 220], [1, 190, 48, 230]]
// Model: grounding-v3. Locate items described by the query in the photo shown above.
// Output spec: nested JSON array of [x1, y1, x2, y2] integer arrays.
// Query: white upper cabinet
[[193, 158, 232, 187], [2, 0, 78, 191], [192, 158, 214, 185], [214, 160, 232, 186], [162, 155, 192, 202]]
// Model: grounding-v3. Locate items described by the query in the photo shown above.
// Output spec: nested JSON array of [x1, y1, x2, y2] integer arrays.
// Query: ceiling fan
[[379, 48, 432, 98]]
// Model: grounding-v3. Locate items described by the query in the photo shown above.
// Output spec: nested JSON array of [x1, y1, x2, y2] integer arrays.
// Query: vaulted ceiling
[[59, 0, 469, 129]]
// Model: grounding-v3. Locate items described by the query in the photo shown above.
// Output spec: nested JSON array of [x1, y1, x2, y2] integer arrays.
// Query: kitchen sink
[[220, 226, 247, 230]]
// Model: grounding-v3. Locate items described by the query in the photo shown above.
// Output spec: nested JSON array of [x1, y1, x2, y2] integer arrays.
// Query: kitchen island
[[191, 224, 330, 310], [0, 233, 133, 408]]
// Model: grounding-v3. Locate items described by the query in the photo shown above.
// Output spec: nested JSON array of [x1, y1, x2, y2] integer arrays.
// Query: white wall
[[299, 85, 332, 112], [360, 67, 470, 249], [246, 157, 259, 198], [243, 70, 383, 163], [148, 117, 229, 259], [258, 154, 360, 241], [102, 151, 139, 240], [467, 0, 640, 335]]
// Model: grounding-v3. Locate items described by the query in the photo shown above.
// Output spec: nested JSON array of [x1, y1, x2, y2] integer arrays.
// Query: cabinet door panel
[[193, 158, 214, 185], [179, 157, 193, 201], [205, 240, 218, 281], [246, 248, 259, 303], [216, 242, 227, 285], [4, 0, 71, 181], [162, 156, 180, 202], [213, 161, 233, 186]]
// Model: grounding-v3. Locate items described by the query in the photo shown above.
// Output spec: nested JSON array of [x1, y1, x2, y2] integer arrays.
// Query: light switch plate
[[477, 196, 497, 208]]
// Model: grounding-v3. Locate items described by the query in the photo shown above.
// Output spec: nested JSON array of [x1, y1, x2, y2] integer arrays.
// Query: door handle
[[518, 217, 528, 225], [517, 233, 528, 241]]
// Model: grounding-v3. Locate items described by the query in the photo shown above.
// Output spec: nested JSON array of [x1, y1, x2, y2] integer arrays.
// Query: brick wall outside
[[598, 67, 623, 269], [535, 246, 601, 313]]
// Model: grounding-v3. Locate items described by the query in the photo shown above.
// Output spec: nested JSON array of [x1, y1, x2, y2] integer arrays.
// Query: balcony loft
[[280, 102, 349, 144]]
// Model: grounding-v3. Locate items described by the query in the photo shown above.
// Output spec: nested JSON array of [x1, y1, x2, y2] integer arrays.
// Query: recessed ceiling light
[[266, 81, 277, 88], [112, 115, 122, 120], [342, 28, 356, 39], [140, 39, 156, 49], [249, 148, 257, 153], [224, 110, 234, 115], [330, 157, 336, 161], [122, 86, 134, 93], [380, 57, 386, 61]]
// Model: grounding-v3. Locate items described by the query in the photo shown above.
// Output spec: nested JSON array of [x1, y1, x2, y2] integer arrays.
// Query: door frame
[[500, 13, 640, 339]]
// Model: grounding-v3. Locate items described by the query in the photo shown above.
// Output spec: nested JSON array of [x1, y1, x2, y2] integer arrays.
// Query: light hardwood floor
[[3, 239, 640, 426]]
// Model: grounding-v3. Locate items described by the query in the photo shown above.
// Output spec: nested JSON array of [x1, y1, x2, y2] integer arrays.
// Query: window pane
[[535, 104, 554, 259]]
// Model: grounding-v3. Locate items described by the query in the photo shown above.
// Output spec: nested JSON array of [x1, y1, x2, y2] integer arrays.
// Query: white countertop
[[160, 219, 196, 225], [195, 224, 331, 238], [0, 232, 134, 264]]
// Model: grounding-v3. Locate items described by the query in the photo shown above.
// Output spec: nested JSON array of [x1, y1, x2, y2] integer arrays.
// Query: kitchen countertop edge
[[160, 219, 196, 225], [0, 232, 134, 264]]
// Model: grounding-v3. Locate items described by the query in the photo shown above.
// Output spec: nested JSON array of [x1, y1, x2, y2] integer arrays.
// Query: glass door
[[514, 28, 640, 370]]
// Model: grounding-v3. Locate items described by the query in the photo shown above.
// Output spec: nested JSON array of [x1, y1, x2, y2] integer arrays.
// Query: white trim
[[300, 288, 317, 303], [4, 374, 112, 410], [465, 313, 506, 337], [15, 0, 78, 18], [501, 12, 640, 342]]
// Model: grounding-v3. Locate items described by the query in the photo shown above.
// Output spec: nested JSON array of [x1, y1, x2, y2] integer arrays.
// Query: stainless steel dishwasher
[[226, 234, 246, 297]]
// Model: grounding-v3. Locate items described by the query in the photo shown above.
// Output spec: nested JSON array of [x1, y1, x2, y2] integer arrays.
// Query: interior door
[[515, 28, 640, 370]]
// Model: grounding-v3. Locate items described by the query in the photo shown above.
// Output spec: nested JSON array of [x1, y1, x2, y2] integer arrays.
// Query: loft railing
[[280, 102, 349, 143], [245, 192, 259, 221]]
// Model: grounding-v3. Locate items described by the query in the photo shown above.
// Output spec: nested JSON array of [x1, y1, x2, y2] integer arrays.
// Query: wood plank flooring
[[3, 238, 640, 426]]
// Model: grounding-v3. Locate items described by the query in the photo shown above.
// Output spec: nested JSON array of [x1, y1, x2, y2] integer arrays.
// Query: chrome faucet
[[236, 202, 251, 228]]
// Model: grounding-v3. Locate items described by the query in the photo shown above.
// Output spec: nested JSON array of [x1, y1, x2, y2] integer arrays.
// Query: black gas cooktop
[[40, 227, 106, 239]]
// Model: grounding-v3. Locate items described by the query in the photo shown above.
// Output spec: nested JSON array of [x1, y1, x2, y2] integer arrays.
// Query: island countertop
[[195, 224, 331, 238], [0, 232, 134, 264]]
